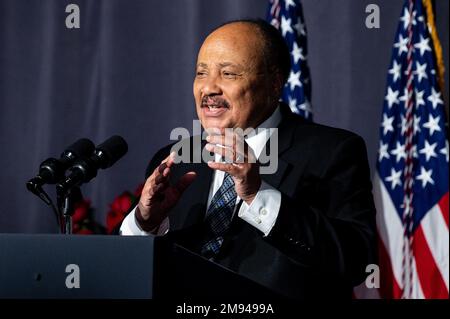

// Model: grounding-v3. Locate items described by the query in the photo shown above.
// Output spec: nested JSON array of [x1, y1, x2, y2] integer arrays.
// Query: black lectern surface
[[0, 234, 282, 299], [0, 234, 154, 298]]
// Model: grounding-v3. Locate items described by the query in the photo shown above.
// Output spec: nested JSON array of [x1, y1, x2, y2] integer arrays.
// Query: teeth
[[208, 105, 220, 110]]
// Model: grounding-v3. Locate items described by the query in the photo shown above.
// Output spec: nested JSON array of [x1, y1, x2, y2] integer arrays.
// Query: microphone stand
[[56, 184, 81, 235]]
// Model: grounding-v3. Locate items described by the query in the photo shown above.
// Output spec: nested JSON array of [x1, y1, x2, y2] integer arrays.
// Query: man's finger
[[205, 143, 245, 163], [207, 133, 239, 148], [158, 162, 168, 174], [158, 151, 176, 173], [207, 161, 240, 175], [155, 152, 176, 179], [207, 134, 248, 161], [205, 143, 227, 158], [206, 134, 226, 146], [166, 151, 176, 168], [175, 171, 197, 194], [158, 151, 176, 168], [161, 151, 176, 163], [155, 167, 170, 184]]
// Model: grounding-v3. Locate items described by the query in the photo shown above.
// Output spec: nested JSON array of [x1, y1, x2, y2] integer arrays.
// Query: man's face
[[193, 23, 275, 131]]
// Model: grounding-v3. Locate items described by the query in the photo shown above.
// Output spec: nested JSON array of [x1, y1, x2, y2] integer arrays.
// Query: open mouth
[[204, 104, 226, 110], [202, 104, 228, 117], [201, 96, 230, 117]]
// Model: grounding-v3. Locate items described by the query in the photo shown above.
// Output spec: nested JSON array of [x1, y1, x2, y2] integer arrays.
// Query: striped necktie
[[200, 172, 237, 258]]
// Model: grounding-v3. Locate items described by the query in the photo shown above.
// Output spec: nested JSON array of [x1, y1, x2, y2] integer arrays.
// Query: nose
[[200, 74, 222, 96]]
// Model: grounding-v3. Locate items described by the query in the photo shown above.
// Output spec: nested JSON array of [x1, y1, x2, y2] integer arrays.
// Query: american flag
[[356, 0, 449, 299], [267, 0, 312, 120]]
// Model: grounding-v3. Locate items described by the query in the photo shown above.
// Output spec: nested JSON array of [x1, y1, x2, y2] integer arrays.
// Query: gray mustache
[[201, 96, 230, 108]]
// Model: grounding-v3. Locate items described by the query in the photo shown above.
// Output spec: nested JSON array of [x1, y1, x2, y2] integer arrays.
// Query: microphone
[[57, 135, 128, 192], [26, 138, 95, 204]]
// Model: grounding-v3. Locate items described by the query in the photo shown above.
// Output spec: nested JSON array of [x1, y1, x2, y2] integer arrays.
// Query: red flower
[[72, 199, 91, 224], [106, 192, 134, 234], [111, 192, 133, 214]]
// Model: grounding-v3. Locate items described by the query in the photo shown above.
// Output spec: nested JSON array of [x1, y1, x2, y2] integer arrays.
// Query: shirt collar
[[245, 106, 281, 159]]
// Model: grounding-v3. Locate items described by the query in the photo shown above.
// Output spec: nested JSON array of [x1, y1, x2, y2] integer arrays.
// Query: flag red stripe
[[413, 225, 449, 298], [378, 234, 402, 299], [438, 192, 449, 229]]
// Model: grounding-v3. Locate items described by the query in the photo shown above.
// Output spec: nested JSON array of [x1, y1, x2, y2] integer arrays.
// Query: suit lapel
[[260, 103, 297, 189]]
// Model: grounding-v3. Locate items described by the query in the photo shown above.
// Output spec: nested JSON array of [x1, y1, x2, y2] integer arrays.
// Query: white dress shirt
[[120, 107, 282, 237]]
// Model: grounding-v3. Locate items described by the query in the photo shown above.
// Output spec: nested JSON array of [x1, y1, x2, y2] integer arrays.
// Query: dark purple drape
[[0, 0, 448, 232]]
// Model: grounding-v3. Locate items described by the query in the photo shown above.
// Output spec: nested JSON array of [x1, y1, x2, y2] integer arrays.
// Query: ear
[[272, 71, 284, 99], [264, 74, 282, 109]]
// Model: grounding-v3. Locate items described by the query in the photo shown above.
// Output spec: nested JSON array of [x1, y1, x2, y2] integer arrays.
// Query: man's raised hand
[[136, 152, 196, 232]]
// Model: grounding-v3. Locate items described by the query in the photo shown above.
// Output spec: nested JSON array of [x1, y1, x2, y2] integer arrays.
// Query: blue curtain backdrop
[[0, 0, 448, 233]]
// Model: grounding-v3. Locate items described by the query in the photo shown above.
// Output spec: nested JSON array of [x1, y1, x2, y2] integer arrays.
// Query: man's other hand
[[136, 152, 197, 231]]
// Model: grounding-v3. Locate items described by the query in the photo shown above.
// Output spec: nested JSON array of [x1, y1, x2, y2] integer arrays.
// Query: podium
[[0, 234, 282, 299]]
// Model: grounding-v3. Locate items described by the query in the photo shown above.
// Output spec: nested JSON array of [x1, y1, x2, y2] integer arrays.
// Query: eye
[[196, 70, 207, 78], [223, 71, 237, 79]]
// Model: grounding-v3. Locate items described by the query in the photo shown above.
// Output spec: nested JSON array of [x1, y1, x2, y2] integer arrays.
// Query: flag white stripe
[[411, 252, 426, 298], [420, 204, 450, 291], [373, 173, 405, 291]]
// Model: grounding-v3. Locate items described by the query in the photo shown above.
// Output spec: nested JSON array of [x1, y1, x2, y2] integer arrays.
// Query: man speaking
[[120, 19, 377, 299]]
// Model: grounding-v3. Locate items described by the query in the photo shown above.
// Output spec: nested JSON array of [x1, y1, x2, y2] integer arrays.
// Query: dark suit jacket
[[144, 104, 377, 299]]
